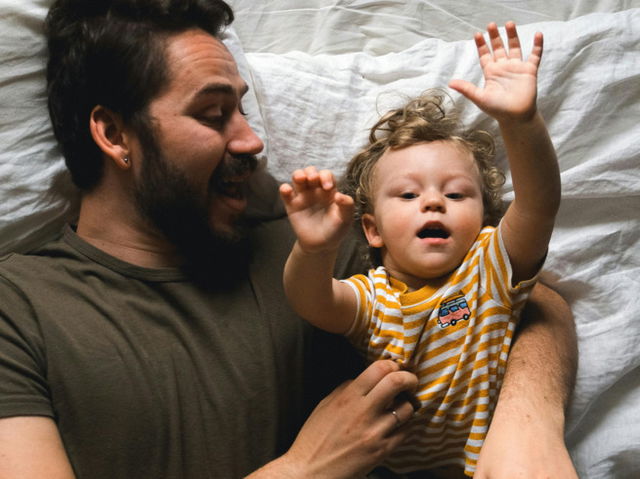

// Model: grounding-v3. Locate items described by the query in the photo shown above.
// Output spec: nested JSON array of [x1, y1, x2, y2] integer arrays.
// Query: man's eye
[[445, 192, 464, 199], [400, 192, 417, 199], [197, 116, 224, 128]]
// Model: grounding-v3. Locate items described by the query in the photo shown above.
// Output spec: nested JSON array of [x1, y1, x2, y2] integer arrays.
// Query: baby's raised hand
[[279, 166, 355, 253], [449, 22, 542, 123]]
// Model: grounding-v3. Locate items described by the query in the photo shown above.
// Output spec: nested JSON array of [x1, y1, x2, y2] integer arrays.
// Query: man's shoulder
[[0, 235, 80, 338], [0, 234, 74, 282], [0, 229, 108, 313]]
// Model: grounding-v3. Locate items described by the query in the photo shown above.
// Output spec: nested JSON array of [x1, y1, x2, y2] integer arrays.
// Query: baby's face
[[361, 140, 484, 290]]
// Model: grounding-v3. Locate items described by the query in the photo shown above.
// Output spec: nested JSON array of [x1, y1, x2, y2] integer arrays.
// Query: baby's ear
[[361, 213, 384, 248]]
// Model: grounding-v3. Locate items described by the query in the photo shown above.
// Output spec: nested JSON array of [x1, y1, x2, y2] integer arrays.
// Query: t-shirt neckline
[[63, 225, 189, 282]]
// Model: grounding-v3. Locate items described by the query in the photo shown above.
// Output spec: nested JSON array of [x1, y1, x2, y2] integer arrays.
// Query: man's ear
[[361, 213, 384, 248], [89, 105, 131, 170]]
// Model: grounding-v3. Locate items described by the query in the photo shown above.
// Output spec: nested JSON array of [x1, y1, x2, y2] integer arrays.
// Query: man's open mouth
[[210, 154, 258, 200], [216, 178, 246, 200]]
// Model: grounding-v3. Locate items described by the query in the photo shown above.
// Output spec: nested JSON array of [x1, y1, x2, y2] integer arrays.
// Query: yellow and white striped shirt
[[342, 225, 538, 476]]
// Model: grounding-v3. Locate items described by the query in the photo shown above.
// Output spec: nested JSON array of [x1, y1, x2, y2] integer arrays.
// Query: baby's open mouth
[[417, 227, 450, 239]]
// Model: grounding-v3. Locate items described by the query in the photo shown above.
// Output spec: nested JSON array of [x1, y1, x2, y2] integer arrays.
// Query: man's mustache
[[210, 153, 258, 192]]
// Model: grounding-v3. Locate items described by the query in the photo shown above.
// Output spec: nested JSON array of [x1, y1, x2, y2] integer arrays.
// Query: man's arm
[[0, 416, 76, 478], [475, 283, 579, 478], [0, 366, 415, 479]]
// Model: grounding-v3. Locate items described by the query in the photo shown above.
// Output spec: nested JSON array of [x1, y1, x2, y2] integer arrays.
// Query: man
[[0, 0, 577, 477]]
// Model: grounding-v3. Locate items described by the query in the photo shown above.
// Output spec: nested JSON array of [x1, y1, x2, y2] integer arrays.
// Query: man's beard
[[132, 118, 257, 288]]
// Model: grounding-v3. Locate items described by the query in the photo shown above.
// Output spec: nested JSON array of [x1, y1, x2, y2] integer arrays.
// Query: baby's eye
[[445, 192, 464, 200], [400, 192, 418, 199]]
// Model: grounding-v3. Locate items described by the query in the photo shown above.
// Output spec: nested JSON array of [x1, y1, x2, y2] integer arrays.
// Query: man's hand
[[280, 166, 355, 254], [247, 360, 418, 479], [449, 22, 541, 123]]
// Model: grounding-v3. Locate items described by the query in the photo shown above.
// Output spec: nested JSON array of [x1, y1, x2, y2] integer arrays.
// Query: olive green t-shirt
[[0, 219, 364, 478]]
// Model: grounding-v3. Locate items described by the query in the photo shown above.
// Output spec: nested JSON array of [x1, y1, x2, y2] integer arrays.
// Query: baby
[[280, 22, 560, 477]]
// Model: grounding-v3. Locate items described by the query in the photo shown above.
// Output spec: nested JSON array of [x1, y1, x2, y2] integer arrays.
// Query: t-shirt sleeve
[[340, 273, 374, 350], [0, 275, 52, 419], [482, 224, 540, 310]]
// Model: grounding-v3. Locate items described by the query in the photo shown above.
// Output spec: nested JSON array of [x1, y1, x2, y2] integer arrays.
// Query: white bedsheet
[[1, 0, 639, 477]]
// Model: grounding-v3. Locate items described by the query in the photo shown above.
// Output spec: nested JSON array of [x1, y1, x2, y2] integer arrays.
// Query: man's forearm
[[500, 282, 577, 426], [476, 282, 578, 477]]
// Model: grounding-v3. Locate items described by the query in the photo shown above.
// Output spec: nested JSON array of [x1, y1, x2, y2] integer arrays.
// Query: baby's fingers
[[335, 192, 355, 218], [279, 182, 295, 206], [505, 22, 523, 60], [335, 192, 354, 207], [318, 169, 337, 191], [487, 23, 507, 60], [474, 32, 493, 70], [527, 31, 544, 68], [291, 166, 321, 191]]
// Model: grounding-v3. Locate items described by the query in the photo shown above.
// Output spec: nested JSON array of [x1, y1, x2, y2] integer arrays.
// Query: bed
[[1, 1, 639, 477]]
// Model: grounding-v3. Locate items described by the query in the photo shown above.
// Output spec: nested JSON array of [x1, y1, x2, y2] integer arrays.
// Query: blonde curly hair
[[341, 90, 505, 265]]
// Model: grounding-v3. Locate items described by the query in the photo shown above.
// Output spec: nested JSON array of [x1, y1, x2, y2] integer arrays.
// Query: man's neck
[[76, 195, 181, 269]]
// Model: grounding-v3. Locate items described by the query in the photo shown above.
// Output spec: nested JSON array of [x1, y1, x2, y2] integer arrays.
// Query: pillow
[[0, 0, 76, 255]]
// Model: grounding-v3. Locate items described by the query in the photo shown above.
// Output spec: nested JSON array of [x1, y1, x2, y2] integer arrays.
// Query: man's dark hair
[[44, 0, 234, 190]]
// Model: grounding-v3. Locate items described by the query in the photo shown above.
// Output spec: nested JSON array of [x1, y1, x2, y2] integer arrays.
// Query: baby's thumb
[[449, 79, 480, 104]]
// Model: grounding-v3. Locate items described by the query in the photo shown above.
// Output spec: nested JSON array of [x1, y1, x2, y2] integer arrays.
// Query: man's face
[[130, 29, 264, 275]]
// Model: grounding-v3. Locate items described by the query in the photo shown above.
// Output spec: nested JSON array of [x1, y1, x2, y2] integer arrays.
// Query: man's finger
[[347, 360, 402, 396]]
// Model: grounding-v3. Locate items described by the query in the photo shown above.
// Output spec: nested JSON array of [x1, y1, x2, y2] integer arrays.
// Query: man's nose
[[227, 111, 264, 156]]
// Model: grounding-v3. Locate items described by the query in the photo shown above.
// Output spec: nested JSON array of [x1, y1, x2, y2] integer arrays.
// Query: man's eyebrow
[[193, 82, 249, 100]]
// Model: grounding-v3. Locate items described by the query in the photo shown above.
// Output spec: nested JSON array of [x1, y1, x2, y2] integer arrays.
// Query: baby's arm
[[449, 22, 560, 284], [280, 167, 359, 334]]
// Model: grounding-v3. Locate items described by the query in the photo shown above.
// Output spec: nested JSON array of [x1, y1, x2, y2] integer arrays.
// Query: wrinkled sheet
[[1, 1, 639, 477]]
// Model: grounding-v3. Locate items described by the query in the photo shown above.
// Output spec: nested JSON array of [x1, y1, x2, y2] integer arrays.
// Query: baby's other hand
[[280, 166, 354, 253]]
